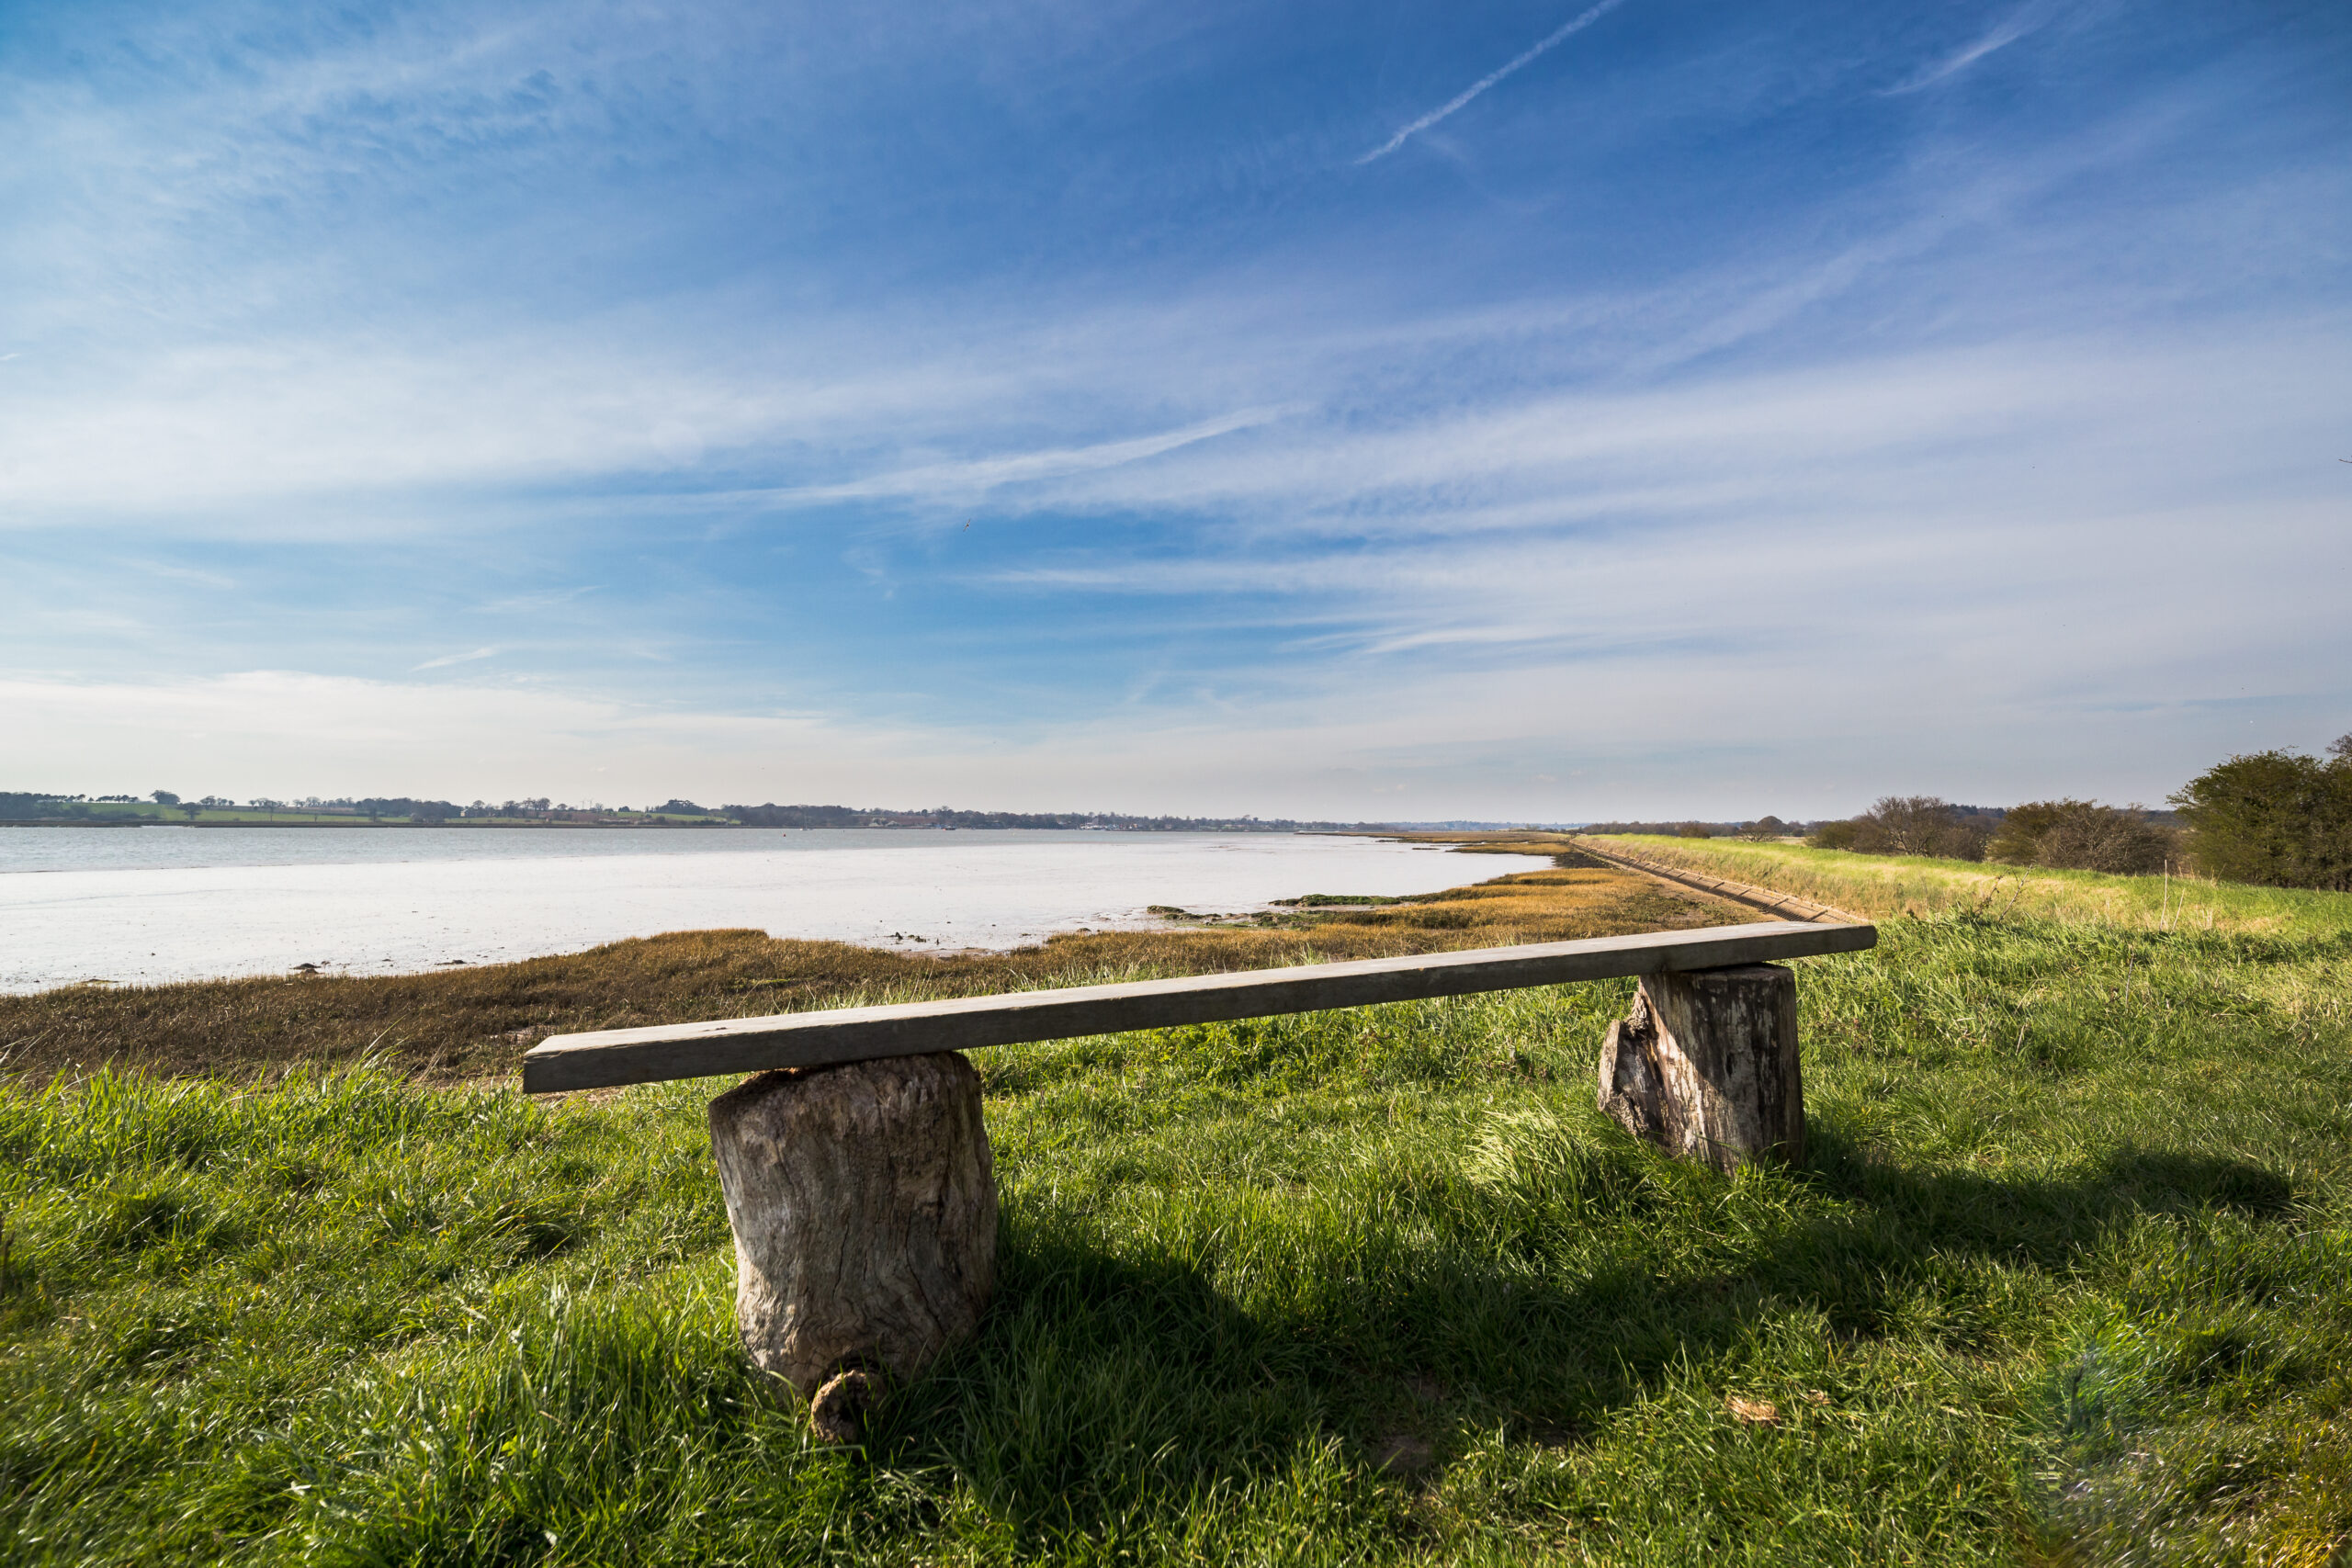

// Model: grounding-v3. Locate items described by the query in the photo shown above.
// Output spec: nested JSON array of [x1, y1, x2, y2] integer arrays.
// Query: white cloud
[[6, 455, 2341, 825], [747, 406, 1299, 507], [967, 322, 2350, 547], [126, 559, 240, 591], [1355, 0, 1633, 164], [412, 646, 502, 671], [1883, 11, 2042, 96]]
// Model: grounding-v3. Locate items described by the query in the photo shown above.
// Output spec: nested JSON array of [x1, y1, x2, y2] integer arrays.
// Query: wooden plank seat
[[521, 919, 1874, 1092], [518, 918, 1875, 1440]]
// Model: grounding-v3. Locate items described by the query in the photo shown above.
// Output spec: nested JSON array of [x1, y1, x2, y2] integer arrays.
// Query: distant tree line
[[0, 792, 95, 819], [0, 793, 575, 822], [352, 797, 459, 820], [0, 793, 192, 820], [1581, 817, 1811, 840], [0, 790, 1386, 833], [717, 803, 864, 827], [1807, 799, 2016, 862], [718, 802, 1377, 831], [1806, 795, 2179, 872], [1787, 735, 2352, 889]]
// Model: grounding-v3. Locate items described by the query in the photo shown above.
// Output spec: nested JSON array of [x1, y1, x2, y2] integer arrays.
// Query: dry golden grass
[[0, 855, 1735, 1087], [1580, 833, 2352, 935]]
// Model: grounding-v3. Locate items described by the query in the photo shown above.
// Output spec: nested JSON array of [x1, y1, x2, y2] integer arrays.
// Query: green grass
[[6, 863, 2351, 1563]]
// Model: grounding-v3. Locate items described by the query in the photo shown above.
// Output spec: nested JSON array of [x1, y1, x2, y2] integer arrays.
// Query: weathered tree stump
[[1597, 963, 1804, 1172], [707, 1052, 996, 1438]]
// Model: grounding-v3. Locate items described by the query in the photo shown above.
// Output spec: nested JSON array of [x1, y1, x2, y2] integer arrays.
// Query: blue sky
[[3, 0, 2346, 818]]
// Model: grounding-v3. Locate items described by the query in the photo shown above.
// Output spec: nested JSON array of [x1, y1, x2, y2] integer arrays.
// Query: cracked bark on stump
[[708, 1052, 996, 1438], [1597, 963, 1804, 1172]]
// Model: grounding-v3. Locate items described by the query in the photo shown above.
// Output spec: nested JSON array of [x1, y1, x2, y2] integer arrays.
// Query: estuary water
[[0, 828, 1505, 992]]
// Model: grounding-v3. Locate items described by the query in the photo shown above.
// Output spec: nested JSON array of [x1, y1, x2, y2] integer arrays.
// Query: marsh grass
[[5, 851, 2351, 1563]]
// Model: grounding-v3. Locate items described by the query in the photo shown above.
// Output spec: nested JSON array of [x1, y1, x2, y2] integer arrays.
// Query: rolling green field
[[5, 850, 2349, 1564]]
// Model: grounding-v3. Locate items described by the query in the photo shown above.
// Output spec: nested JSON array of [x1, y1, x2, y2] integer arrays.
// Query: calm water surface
[[0, 828, 1508, 992]]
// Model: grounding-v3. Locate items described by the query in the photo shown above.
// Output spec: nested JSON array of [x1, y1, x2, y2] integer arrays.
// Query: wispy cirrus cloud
[[747, 405, 1301, 509], [412, 647, 502, 671], [127, 559, 239, 591], [1882, 9, 2043, 95], [1356, 0, 1634, 164]]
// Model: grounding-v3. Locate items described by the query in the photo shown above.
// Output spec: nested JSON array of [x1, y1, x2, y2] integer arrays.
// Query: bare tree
[[1989, 800, 2177, 874], [1849, 797, 1990, 861]]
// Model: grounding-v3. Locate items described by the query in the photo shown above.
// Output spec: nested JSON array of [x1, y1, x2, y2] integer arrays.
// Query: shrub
[[1819, 796, 1990, 861], [1986, 801, 2177, 874], [2170, 738, 2352, 891]]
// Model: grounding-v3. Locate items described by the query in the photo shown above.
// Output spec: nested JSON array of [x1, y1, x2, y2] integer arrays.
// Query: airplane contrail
[[1880, 10, 2038, 96], [1356, 0, 1633, 165]]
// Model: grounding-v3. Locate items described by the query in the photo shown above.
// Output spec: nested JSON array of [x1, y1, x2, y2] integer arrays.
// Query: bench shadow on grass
[[1795, 1127, 2295, 1271], [858, 1126, 2294, 1546]]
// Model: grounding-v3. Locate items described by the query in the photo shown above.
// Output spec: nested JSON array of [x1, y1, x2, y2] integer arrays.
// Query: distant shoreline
[[4, 818, 777, 830], [0, 819, 1362, 832]]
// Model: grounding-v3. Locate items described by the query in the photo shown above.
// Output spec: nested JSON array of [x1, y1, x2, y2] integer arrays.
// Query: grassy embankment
[[1577, 832, 2337, 932], [6, 846, 2351, 1563]]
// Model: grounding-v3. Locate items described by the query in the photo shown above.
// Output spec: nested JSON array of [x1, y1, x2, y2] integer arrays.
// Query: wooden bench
[[521, 918, 1875, 1439]]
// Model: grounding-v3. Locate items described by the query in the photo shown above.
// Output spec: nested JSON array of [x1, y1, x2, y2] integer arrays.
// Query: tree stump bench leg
[[707, 1051, 997, 1441], [1597, 963, 1804, 1171]]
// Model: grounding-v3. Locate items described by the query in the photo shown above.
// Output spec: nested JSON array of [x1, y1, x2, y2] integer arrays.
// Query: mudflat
[[0, 854, 1725, 1084]]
